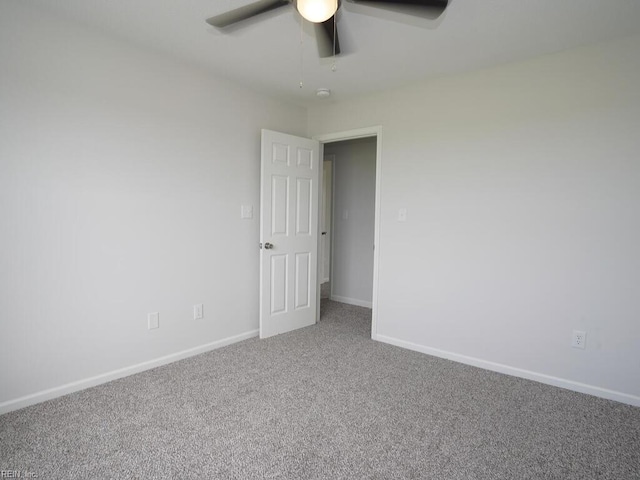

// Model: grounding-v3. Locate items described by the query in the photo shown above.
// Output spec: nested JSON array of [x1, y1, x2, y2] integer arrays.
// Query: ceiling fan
[[206, 0, 449, 58]]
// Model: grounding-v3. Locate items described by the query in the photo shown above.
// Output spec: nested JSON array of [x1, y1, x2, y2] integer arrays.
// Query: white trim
[[314, 127, 381, 143], [0, 329, 259, 415], [315, 143, 325, 324], [330, 295, 372, 309], [322, 154, 335, 284], [375, 334, 640, 407], [313, 126, 382, 340]]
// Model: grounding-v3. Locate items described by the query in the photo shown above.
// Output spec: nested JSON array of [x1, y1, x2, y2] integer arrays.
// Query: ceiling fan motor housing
[[206, 0, 448, 58], [296, 0, 339, 23]]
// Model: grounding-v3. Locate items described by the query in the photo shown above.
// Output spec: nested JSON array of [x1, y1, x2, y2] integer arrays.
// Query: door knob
[[264, 242, 274, 250]]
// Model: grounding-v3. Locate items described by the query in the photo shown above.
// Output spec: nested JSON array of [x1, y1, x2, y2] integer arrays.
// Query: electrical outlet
[[571, 330, 586, 349], [193, 304, 204, 320], [148, 312, 159, 330]]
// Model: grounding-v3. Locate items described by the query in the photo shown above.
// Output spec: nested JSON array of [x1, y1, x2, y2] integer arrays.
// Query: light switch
[[342, 210, 349, 220], [148, 312, 159, 330], [398, 208, 407, 222], [241, 205, 253, 219]]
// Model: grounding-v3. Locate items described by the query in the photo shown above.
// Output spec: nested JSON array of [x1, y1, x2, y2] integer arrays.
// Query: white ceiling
[[31, 0, 640, 107]]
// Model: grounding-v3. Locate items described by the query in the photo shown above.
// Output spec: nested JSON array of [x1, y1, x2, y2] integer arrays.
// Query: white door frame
[[321, 155, 334, 286], [313, 126, 382, 340]]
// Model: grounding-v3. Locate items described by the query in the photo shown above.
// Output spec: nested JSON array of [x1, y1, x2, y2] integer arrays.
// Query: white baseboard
[[330, 295, 372, 309], [374, 334, 640, 408], [0, 329, 259, 416]]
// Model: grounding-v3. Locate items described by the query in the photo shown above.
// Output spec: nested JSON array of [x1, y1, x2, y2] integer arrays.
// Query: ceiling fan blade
[[206, 0, 290, 28], [315, 15, 341, 58], [346, 0, 447, 19]]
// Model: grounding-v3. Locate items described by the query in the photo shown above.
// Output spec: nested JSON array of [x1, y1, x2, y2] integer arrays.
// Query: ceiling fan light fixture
[[296, 0, 338, 23]]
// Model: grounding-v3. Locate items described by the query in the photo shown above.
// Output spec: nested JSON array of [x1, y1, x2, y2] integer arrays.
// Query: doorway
[[320, 156, 334, 299], [315, 127, 382, 339]]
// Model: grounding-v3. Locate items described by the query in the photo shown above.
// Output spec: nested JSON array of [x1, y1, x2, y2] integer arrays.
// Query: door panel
[[296, 178, 312, 235], [270, 254, 287, 315], [297, 147, 313, 168], [295, 252, 310, 309], [271, 176, 289, 236], [272, 142, 290, 165], [260, 129, 320, 338]]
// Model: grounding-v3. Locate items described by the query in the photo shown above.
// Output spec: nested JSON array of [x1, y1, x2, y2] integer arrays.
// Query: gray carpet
[[1, 299, 639, 479]]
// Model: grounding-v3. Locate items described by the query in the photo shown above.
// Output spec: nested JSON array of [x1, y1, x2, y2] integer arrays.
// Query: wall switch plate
[[342, 210, 349, 220], [194, 304, 204, 320], [398, 208, 408, 222], [148, 312, 159, 330], [571, 330, 586, 349], [241, 205, 253, 219]]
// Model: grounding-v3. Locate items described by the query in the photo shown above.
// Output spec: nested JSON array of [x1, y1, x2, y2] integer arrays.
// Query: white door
[[321, 157, 333, 283], [260, 129, 320, 338]]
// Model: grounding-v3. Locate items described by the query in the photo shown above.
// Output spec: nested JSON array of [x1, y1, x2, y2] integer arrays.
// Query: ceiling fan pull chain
[[332, 14, 337, 72], [299, 13, 305, 88]]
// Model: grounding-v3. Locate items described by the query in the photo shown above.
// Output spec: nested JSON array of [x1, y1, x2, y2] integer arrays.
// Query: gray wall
[[310, 35, 640, 405], [0, 1, 307, 412], [324, 138, 377, 307]]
